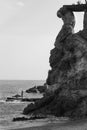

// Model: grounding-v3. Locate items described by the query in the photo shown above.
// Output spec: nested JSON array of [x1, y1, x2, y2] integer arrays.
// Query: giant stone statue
[[47, 2, 87, 86], [23, 2, 87, 119]]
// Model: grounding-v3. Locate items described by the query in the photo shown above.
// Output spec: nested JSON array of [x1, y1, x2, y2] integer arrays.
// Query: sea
[[0, 80, 47, 130]]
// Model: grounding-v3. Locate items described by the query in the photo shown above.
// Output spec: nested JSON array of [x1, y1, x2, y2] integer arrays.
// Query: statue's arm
[[63, 4, 87, 12], [57, 4, 87, 18]]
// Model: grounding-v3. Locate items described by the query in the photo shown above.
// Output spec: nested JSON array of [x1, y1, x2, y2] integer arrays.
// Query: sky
[[0, 0, 85, 80]]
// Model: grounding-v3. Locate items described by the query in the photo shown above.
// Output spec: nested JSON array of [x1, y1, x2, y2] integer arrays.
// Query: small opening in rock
[[74, 12, 84, 33]]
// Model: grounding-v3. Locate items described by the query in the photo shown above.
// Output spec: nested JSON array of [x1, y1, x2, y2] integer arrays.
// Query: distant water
[[0, 80, 45, 130]]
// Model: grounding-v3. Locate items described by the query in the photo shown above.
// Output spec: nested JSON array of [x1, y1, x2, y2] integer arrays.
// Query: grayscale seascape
[[1, 0, 87, 130]]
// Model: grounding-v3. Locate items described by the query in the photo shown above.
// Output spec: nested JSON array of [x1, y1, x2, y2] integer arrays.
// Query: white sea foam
[[0, 99, 26, 104], [0, 100, 5, 103], [6, 100, 23, 104]]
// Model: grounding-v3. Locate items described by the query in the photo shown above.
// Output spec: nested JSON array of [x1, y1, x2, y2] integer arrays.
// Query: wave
[[0, 99, 29, 104], [0, 100, 6, 103], [6, 100, 26, 104]]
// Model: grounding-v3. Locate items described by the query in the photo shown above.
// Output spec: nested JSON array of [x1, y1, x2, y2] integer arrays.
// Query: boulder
[[26, 85, 47, 94], [26, 86, 37, 93]]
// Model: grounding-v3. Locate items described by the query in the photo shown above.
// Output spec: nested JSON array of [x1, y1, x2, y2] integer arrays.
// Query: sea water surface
[[0, 80, 46, 130]]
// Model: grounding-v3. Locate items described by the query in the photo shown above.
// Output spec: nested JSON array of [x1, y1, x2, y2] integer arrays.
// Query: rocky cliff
[[23, 4, 87, 119]]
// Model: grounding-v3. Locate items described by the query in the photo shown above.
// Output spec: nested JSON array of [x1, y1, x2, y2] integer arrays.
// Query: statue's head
[[57, 6, 75, 28]]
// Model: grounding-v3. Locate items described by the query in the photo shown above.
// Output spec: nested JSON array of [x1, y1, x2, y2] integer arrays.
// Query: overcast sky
[[0, 0, 85, 80]]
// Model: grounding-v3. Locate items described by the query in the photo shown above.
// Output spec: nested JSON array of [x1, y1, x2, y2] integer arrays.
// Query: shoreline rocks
[[6, 97, 40, 102], [13, 115, 47, 122]]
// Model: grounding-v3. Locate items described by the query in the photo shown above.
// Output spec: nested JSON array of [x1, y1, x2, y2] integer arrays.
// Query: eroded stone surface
[[23, 5, 87, 119]]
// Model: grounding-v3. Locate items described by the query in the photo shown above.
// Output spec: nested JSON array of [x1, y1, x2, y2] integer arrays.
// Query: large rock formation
[[23, 4, 87, 119]]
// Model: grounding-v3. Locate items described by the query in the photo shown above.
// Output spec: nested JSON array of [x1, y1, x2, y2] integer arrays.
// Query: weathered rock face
[[47, 34, 87, 87], [23, 4, 87, 119], [46, 9, 87, 91], [46, 9, 75, 86]]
